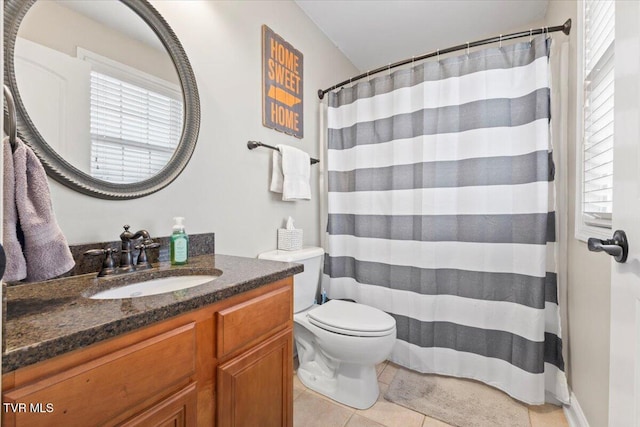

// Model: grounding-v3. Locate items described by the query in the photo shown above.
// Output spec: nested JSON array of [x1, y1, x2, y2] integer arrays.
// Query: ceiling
[[295, 0, 549, 72]]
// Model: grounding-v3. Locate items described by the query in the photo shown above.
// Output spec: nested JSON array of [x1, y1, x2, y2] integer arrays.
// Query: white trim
[[575, 223, 611, 242], [574, 0, 613, 242], [563, 391, 591, 427], [76, 47, 180, 100]]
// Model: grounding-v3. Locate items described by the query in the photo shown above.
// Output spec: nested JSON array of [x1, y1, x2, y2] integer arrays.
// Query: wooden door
[[217, 328, 293, 427]]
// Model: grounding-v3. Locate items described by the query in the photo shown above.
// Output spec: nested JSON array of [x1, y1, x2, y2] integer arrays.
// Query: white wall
[[545, 3, 612, 426], [48, 0, 357, 257], [18, 0, 177, 84]]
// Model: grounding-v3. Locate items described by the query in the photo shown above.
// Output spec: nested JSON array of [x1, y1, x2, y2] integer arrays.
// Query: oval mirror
[[4, 0, 200, 199]]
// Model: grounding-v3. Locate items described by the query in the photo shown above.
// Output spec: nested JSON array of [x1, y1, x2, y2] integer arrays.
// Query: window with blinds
[[581, 0, 614, 228], [90, 71, 183, 183]]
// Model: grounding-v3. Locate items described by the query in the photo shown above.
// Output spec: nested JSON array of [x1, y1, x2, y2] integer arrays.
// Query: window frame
[[77, 48, 183, 184], [77, 47, 182, 101], [575, 0, 614, 242]]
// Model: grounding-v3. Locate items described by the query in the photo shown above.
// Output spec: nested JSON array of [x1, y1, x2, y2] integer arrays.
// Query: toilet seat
[[307, 300, 396, 337]]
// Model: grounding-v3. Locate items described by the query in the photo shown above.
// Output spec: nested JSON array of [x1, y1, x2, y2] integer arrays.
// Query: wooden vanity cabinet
[[216, 284, 294, 427], [217, 327, 293, 427], [2, 277, 294, 427]]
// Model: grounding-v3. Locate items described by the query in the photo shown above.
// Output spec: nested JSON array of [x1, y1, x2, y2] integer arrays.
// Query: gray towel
[[13, 138, 74, 281], [2, 137, 27, 282]]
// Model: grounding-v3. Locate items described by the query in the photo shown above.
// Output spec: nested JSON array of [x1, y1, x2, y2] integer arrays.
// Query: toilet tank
[[258, 247, 324, 313]]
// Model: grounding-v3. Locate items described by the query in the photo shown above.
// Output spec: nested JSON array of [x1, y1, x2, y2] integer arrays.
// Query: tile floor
[[293, 361, 569, 427]]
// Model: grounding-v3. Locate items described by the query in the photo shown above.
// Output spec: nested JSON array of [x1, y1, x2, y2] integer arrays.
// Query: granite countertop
[[3, 254, 303, 373]]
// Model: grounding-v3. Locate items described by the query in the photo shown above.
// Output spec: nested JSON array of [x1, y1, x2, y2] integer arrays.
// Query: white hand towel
[[2, 137, 27, 282], [272, 145, 310, 201], [13, 138, 75, 281], [270, 150, 284, 193]]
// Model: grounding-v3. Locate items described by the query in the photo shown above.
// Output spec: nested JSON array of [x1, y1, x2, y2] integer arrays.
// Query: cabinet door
[[120, 383, 197, 427], [217, 328, 293, 427], [3, 324, 196, 427]]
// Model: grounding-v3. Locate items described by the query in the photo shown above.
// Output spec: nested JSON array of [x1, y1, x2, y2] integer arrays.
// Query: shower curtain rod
[[317, 19, 571, 100]]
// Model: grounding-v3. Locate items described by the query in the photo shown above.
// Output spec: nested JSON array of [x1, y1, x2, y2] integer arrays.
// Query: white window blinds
[[582, 0, 614, 227], [90, 71, 183, 183]]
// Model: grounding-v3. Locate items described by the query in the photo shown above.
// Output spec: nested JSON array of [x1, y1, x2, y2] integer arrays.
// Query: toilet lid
[[307, 300, 396, 337]]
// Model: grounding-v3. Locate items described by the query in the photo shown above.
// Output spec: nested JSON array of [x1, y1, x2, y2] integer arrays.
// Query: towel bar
[[247, 140, 319, 164]]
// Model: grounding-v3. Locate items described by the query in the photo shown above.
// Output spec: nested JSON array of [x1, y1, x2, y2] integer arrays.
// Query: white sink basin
[[89, 275, 218, 299]]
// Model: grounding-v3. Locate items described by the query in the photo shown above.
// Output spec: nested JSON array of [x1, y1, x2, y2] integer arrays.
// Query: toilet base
[[297, 360, 380, 410], [293, 304, 396, 410]]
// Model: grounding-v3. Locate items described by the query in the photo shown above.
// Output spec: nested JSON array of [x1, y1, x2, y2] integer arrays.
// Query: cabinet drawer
[[4, 323, 196, 427], [216, 286, 292, 358]]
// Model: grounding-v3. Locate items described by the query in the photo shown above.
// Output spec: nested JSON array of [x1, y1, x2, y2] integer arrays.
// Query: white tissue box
[[277, 229, 303, 251]]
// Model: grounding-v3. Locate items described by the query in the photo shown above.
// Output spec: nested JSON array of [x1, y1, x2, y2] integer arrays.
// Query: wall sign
[[262, 25, 303, 138]]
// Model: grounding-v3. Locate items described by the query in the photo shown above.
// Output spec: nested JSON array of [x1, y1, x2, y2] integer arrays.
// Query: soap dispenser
[[170, 217, 189, 265]]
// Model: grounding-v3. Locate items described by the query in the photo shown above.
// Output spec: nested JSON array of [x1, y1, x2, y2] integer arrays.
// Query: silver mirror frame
[[4, 0, 200, 199]]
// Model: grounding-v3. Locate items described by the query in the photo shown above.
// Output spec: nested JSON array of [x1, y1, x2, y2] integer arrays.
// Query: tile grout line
[[343, 412, 355, 427]]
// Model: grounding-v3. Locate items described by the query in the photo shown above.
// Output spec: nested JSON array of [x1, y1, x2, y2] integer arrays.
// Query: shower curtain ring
[[367, 70, 370, 82], [437, 49, 440, 62], [388, 63, 391, 76], [412, 55, 415, 69], [499, 34, 503, 49], [529, 29, 533, 44], [466, 42, 470, 56]]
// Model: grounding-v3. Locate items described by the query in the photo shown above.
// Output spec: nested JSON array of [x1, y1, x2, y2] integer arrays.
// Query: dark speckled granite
[[3, 254, 302, 373], [62, 233, 215, 279]]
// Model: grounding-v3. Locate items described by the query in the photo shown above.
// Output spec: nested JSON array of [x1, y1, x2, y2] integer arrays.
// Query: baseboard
[[563, 392, 590, 427]]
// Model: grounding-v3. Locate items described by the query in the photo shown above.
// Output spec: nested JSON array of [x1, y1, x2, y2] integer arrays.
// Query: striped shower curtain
[[323, 36, 569, 405]]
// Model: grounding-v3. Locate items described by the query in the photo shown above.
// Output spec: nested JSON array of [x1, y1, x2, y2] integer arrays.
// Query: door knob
[[587, 230, 629, 263]]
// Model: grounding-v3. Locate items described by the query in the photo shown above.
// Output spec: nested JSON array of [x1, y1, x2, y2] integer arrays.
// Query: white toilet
[[258, 247, 396, 409]]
